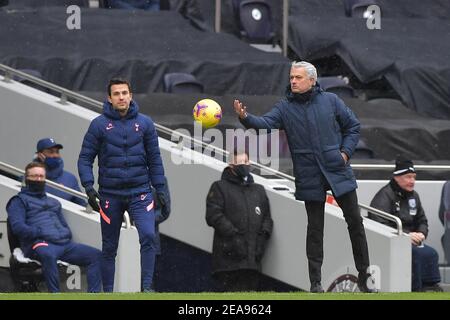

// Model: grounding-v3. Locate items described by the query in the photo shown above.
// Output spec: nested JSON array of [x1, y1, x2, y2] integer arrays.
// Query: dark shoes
[[421, 283, 443, 292], [310, 282, 324, 293], [357, 273, 378, 293]]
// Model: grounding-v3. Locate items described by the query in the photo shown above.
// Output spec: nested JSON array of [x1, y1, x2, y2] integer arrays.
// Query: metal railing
[[0, 63, 433, 236], [0, 160, 131, 229], [351, 164, 450, 171], [360, 203, 403, 235]]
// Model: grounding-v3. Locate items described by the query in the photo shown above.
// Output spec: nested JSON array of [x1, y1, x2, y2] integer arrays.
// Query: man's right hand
[[233, 99, 248, 119], [86, 189, 100, 212]]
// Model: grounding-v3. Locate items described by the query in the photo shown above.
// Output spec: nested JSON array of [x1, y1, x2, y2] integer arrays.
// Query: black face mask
[[293, 89, 313, 104], [233, 164, 250, 178], [26, 180, 46, 193]]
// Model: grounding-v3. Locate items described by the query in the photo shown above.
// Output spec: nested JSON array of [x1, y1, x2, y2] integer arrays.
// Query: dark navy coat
[[240, 86, 360, 201], [78, 100, 165, 196], [7, 188, 72, 255]]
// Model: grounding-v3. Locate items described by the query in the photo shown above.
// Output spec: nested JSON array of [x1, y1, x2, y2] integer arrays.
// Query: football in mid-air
[[192, 99, 222, 128]]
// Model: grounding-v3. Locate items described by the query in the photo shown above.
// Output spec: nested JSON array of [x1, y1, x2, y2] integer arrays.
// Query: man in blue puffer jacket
[[33, 137, 87, 207], [6, 162, 102, 293], [233, 61, 375, 293], [78, 78, 168, 292]]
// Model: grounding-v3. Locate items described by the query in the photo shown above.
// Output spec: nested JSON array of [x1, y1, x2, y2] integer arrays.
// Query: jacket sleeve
[[369, 187, 395, 226], [6, 197, 41, 242], [205, 182, 238, 237], [414, 195, 429, 237], [68, 173, 88, 207], [78, 120, 102, 192], [260, 187, 273, 236], [144, 117, 165, 193], [239, 103, 284, 132], [334, 96, 360, 159]]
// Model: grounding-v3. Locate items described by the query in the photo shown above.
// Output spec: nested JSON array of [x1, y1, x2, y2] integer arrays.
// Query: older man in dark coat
[[233, 61, 374, 293], [206, 149, 273, 291]]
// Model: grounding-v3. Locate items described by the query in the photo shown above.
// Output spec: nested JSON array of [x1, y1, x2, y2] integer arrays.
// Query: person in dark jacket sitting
[[206, 149, 273, 291], [78, 78, 168, 292], [6, 162, 102, 293], [233, 61, 374, 293], [34, 137, 86, 207], [369, 157, 442, 292]]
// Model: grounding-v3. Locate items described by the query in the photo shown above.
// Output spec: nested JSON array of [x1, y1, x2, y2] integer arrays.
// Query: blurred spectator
[[34, 138, 86, 207], [369, 157, 442, 292], [206, 149, 273, 292], [439, 181, 450, 264]]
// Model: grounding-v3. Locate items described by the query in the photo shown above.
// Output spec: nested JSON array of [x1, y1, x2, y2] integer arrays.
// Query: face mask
[[26, 180, 46, 193], [233, 164, 250, 178], [45, 157, 62, 169]]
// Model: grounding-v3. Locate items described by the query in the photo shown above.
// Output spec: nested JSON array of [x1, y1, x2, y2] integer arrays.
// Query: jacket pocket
[[322, 145, 345, 168], [223, 234, 247, 260]]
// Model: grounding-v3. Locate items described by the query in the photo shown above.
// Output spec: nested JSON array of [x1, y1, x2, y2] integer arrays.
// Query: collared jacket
[[78, 100, 165, 196], [240, 85, 360, 201], [369, 179, 428, 236]]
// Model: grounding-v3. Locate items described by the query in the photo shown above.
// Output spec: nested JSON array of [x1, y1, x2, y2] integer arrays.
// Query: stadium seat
[[232, 0, 275, 44], [7, 219, 70, 292], [317, 76, 355, 99], [7, 0, 89, 7], [7, 219, 43, 292], [14, 69, 50, 93], [344, 0, 378, 18], [163, 72, 204, 94], [352, 140, 375, 159]]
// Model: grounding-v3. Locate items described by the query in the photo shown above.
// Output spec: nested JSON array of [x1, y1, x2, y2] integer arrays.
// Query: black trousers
[[305, 190, 370, 283]]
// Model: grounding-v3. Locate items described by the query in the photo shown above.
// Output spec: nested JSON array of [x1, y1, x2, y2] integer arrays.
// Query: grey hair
[[291, 61, 317, 81]]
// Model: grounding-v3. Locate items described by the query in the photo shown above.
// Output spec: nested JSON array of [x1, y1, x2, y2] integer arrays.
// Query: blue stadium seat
[[352, 140, 375, 159], [317, 76, 355, 99], [232, 0, 275, 44], [163, 72, 204, 94], [344, 0, 378, 18]]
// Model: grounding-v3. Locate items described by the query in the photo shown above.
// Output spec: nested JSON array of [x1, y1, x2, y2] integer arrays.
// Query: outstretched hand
[[233, 99, 248, 119]]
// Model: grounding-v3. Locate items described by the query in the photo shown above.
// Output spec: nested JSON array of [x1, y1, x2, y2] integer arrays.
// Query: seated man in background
[[6, 162, 102, 293], [369, 157, 442, 292], [206, 148, 273, 292], [34, 138, 86, 207]]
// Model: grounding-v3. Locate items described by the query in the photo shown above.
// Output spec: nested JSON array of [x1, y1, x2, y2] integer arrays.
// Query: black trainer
[[310, 282, 324, 293]]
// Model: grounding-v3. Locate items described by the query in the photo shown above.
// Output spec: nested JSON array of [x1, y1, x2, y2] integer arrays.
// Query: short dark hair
[[25, 162, 46, 176], [108, 78, 132, 96]]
